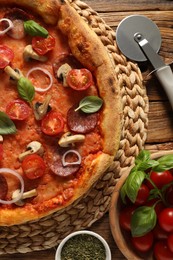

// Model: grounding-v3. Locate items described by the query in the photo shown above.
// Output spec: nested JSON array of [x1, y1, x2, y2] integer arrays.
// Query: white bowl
[[55, 230, 111, 260]]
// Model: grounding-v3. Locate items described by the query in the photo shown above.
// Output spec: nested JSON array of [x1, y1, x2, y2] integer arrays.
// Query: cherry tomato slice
[[0, 45, 14, 69], [6, 99, 31, 120], [32, 35, 56, 55], [0, 144, 3, 161], [41, 111, 65, 136], [158, 208, 173, 232], [22, 154, 46, 180], [154, 240, 173, 260], [131, 231, 153, 252], [66, 68, 93, 90]]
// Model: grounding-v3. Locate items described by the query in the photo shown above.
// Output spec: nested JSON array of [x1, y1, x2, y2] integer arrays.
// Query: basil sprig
[[0, 112, 16, 135], [120, 149, 173, 237], [24, 20, 48, 38], [75, 96, 103, 113], [17, 77, 35, 104]]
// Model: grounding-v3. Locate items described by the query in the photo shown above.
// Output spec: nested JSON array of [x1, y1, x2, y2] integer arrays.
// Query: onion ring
[[62, 149, 81, 167], [0, 18, 14, 35]]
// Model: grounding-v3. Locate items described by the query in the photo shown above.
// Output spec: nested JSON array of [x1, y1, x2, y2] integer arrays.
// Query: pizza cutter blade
[[116, 15, 173, 110]]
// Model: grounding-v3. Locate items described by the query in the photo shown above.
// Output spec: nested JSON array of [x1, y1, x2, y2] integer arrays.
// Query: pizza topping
[[0, 18, 14, 36], [50, 156, 80, 177], [66, 68, 93, 91], [0, 174, 8, 200], [22, 154, 46, 180], [58, 132, 85, 147], [0, 144, 3, 161], [67, 105, 98, 134], [75, 96, 103, 114], [32, 35, 56, 55], [41, 111, 65, 136], [4, 66, 23, 82], [26, 67, 53, 93], [57, 63, 72, 87], [23, 45, 48, 62], [33, 95, 52, 120], [12, 188, 37, 206], [0, 111, 16, 135], [0, 45, 14, 69], [6, 99, 31, 121], [24, 20, 48, 38], [18, 141, 44, 162], [62, 149, 81, 167], [0, 168, 24, 205], [17, 77, 35, 104]]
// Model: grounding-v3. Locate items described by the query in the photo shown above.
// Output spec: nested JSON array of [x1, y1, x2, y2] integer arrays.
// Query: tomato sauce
[[0, 7, 103, 211]]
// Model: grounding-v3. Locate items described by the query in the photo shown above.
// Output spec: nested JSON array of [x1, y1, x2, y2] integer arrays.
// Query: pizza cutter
[[116, 15, 173, 110]]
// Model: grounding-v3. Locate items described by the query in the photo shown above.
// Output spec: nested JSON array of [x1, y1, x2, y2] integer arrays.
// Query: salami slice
[[3, 8, 30, 39], [0, 174, 8, 200], [67, 105, 98, 134], [50, 151, 80, 177]]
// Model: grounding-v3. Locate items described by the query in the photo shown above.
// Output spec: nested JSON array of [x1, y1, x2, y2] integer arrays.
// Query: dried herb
[[61, 234, 106, 260]]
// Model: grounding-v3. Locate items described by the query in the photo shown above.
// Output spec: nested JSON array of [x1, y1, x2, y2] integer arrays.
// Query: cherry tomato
[[0, 45, 14, 68], [168, 233, 173, 253], [119, 205, 136, 231], [158, 208, 173, 232], [66, 68, 93, 90], [153, 223, 168, 240], [145, 199, 165, 216], [22, 154, 46, 179], [147, 170, 173, 189], [135, 184, 150, 205], [41, 111, 65, 136], [154, 240, 173, 260], [165, 184, 173, 206], [32, 35, 55, 55], [131, 231, 153, 252], [6, 99, 31, 120], [0, 144, 3, 161]]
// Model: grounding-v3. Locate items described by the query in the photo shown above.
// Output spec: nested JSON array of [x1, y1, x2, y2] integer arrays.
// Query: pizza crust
[[0, 0, 122, 225]]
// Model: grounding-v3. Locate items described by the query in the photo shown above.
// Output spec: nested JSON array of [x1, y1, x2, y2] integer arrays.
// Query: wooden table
[[2, 0, 173, 259]]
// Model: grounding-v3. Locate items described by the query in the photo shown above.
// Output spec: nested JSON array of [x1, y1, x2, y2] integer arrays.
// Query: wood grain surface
[[2, 0, 173, 259]]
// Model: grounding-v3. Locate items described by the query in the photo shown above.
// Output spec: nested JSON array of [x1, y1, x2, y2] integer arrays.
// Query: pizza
[[0, 0, 122, 226]]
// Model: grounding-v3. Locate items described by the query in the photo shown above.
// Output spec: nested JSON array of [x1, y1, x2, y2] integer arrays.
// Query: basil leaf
[[126, 170, 145, 203], [137, 160, 159, 171], [135, 150, 151, 165], [152, 154, 173, 172], [0, 112, 16, 135], [24, 20, 48, 38], [131, 206, 157, 237], [75, 96, 103, 113], [17, 77, 35, 103], [120, 181, 128, 204]]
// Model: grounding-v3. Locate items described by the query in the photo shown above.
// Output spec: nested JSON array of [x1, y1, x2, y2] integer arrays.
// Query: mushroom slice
[[58, 132, 85, 147], [57, 63, 72, 87], [12, 188, 37, 206], [4, 65, 23, 82], [18, 141, 44, 161], [23, 45, 47, 62], [33, 95, 51, 120]]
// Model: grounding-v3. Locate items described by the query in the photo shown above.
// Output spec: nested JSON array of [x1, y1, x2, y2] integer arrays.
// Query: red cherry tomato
[[154, 240, 173, 260], [41, 111, 65, 136], [119, 205, 136, 231], [0, 45, 14, 68], [153, 223, 168, 240], [147, 170, 173, 189], [66, 68, 93, 90], [165, 184, 173, 206], [168, 233, 173, 253], [158, 208, 173, 232], [0, 144, 3, 161], [32, 35, 55, 55], [6, 99, 31, 120], [22, 154, 46, 179], [145, 199, 165, 216], [135, 184, 150, 205], [131, 231, 153, 252]]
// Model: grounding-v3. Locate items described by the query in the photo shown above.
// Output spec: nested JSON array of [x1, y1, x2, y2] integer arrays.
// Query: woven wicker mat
[[0, 0, 149, 255]]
